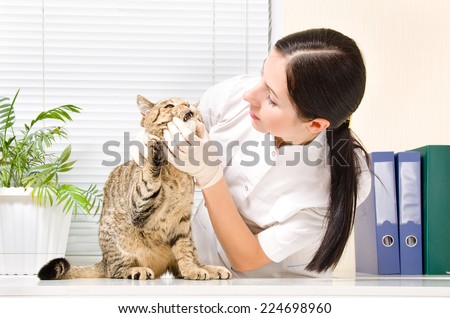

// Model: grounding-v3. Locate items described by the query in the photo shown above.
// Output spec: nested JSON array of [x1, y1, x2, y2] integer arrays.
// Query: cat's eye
[[164, 104, 174, 109], [183, 111, 194, 122]]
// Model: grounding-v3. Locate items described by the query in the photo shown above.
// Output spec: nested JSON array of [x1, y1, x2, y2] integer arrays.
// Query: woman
[[164, 28, 372, 278]]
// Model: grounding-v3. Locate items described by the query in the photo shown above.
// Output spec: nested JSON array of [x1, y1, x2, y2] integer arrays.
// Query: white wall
[[280, 0, 450, 152]]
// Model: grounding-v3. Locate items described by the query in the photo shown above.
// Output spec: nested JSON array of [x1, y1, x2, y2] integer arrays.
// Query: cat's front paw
[[150, 139, 166, 166], [181, 267, 210, 280], [148, 137, 166, 168], [125, 267, 155, 280], [202, 265, 232, 280]]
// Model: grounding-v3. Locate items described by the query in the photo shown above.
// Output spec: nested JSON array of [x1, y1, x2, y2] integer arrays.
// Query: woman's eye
[[266, 94, 276, 106]]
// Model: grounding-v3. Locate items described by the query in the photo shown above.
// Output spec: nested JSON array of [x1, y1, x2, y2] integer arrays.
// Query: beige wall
[[281, 0, 450, 152]]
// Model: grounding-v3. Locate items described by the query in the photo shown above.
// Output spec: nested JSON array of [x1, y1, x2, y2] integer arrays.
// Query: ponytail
[[275, 28, 368, 272], [305, 123, 368, 272]]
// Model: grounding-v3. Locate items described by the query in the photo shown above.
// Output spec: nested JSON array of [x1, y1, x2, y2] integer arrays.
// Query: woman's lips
[[249, 110, 260, 120]]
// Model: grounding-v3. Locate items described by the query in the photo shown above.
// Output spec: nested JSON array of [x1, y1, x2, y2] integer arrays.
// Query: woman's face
[[243, 50, 315, 145]]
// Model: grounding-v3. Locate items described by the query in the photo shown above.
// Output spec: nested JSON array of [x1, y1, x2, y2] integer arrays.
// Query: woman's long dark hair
[[275, 28, 369, 272]]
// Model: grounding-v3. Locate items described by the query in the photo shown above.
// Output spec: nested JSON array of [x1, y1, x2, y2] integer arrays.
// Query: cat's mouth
[[176, 109, 198, 132], [182, 110, 194, 122]]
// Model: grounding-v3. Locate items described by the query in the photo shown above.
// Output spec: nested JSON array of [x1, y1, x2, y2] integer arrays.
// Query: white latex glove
[[164, 117, 223, 189]]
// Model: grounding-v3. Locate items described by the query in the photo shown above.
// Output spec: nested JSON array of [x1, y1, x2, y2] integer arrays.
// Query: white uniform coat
[[191, 75, 371, 278]]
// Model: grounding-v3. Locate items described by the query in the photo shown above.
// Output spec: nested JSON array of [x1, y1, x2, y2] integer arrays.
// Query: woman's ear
[[306, 118, 330, 134]]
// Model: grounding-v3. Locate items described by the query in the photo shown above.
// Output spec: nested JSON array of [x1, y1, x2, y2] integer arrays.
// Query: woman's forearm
[[201, 177, 271, 272]]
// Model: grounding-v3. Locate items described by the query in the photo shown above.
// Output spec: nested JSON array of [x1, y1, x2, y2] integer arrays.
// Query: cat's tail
[[37, 258, 106, 280]]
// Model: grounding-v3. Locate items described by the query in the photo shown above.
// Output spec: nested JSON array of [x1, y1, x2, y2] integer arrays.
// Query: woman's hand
[[164, 117, 223, 189]]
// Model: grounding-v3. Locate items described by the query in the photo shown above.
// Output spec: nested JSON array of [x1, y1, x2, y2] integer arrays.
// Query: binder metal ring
[[405, 235, 418, 248], [382, 235, 394, 247]]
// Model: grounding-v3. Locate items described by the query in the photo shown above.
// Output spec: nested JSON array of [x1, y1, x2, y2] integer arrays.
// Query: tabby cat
[[38, 95, 232, 280]]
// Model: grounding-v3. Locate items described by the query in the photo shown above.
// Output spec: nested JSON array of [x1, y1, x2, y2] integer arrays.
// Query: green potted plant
[[0, 90, 102, 275]]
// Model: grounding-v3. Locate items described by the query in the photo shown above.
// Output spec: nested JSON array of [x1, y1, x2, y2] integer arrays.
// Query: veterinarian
[[164, 28, 372, 278]]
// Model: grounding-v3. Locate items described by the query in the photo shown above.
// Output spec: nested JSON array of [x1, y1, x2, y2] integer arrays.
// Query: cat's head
[[136, 95, 202, 138]]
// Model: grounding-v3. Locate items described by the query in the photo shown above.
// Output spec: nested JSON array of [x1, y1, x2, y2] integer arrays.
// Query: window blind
[[0, 0, 269, 265]]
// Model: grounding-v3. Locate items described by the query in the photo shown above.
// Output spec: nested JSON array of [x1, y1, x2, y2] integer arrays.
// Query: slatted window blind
[[0, 0, 269, 265]]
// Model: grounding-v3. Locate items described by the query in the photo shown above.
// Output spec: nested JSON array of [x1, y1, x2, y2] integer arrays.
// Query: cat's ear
[[137, 95, 155, 127], [136, 95, 155, 115]]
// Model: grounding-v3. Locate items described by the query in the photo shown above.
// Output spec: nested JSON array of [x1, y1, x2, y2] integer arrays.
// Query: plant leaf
[[56, 184, 103, 217], [30, 104, 82, 128], [0, 89, 19, 133], [59, 145, 72, 164]]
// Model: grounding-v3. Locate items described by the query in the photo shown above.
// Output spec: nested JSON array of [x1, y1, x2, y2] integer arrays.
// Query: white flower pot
[[0, 187, 72, 275]]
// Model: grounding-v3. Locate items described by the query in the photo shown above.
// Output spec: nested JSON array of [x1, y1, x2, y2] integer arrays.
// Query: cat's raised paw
[[125, 267, 155, 280], [149, 138, 166, 168]]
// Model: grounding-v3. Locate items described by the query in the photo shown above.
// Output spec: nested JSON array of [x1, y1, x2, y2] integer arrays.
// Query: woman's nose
[[243, 85, 262, 107]]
